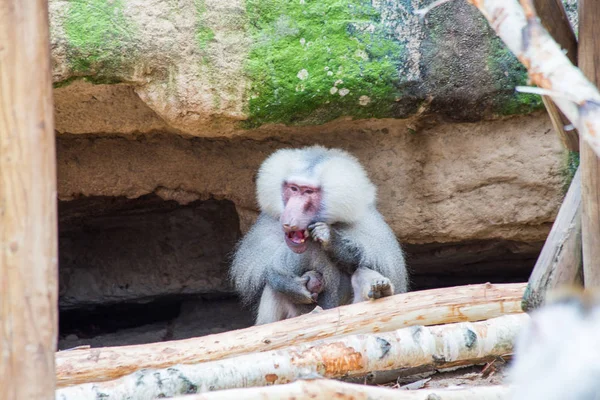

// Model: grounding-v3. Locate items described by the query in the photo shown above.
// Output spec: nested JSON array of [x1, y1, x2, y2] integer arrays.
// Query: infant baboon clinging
[[230, 146, 408, 325]]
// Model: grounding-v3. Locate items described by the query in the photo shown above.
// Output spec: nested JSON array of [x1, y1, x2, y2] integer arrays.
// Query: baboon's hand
[[308, 222, 331, 248], [290, 275, 318, 304]]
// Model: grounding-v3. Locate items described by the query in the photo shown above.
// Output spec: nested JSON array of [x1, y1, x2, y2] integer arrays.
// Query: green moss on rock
[[195, 0, 215, 50], [562, 150, 580, 193], [245, 0, 405, 127], [488, 40, 544, 116], [63, 0, 137, 80]]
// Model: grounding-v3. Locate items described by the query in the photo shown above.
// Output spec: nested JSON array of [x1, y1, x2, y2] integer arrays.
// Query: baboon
[[230, 146, 408, 324]]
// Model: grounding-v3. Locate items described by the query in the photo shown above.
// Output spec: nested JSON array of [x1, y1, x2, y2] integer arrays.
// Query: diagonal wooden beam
[[522, 167, 582, 311]]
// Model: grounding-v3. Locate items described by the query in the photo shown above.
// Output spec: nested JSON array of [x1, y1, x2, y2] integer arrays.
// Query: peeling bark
[[55, 314, 526, 400]]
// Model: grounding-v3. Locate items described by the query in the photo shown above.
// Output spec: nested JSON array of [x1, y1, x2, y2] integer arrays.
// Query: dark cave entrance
[[57, 194, 253, 349], [57, 194, 540, 349]]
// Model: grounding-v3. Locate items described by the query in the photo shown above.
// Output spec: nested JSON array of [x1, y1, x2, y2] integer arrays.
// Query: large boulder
[[51, 0, 546, 136]]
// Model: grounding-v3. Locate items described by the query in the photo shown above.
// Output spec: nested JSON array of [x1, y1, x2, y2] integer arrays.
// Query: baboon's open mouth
[[286, 229, 309, 244], [284, 229, 310, 253]]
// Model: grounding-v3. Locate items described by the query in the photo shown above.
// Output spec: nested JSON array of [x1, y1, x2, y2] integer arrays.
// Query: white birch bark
[[56, 283, 525, 388], [56, 314, 526, 400]]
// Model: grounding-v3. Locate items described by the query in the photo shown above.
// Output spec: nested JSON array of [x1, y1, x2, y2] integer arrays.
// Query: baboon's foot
[[368, 278, 393, 300]]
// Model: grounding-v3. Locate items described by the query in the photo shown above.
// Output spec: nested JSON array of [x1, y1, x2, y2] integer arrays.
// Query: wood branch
[[533, 0, 579, 151], [578, 0, 600, 287], [541, 96, 580, 152], [465, 0, 600, 158], [532, 0, 577, 65], [55, 283, 525, 388], [170, 379, 510, 400], [522, 167, 583, 311], [55, 314, 526, 400], [0, 1, 58, 399]]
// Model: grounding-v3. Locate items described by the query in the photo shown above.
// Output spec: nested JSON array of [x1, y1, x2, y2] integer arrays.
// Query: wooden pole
[[578, 0, 600, 287], [522, 167, 583, 311], [533, 0, 579, 152], [533, 0, 578, 65], [0, 0, 58, 399]]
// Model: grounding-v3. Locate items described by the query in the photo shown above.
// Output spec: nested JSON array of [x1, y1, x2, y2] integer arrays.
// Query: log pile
[[55, 282, 524, 388], [55, 283, 526, 400]]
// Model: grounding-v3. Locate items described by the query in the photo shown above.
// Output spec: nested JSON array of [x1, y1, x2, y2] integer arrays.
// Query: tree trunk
[[55, 314, 526, 400], [56, 282, 525, 388], [0, 0, 58, 399], [578, 0, 600, 287], [170, 379, 510, 400], [522, 167, 583, 311]]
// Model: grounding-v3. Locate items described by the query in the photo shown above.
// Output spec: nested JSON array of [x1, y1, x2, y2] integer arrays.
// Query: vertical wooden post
[[0, 0, 58, 399], [578, 0, 600, 287]]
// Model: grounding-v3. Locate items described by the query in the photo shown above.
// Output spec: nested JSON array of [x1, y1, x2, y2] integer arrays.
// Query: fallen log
[[170, 379, 510, 400], [56, 283, 525, 388], [55, 314, 526, 400], [522, 167, 583, 311]]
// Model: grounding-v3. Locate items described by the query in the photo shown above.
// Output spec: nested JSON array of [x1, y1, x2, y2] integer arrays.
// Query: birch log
[[463, 0, 600, 158], [56, 282, 525, 388], [0, 0, 58, 399], [522, 167, 583, 311], [170, 379, 510, 400], [55, 314, 526, 400]]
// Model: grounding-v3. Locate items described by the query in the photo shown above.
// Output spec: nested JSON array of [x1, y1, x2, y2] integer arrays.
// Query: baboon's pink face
[[280, 182, 321, 254]]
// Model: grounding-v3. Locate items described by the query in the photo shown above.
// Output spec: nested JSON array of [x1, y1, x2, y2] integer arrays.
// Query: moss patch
[[244, 0, 405, 127], [53, 76, 79, 89], [63, 0, 138, 80], [562, 150, 580, 193], [195, 0, 215, 50], [487, 39, 544, 116]]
